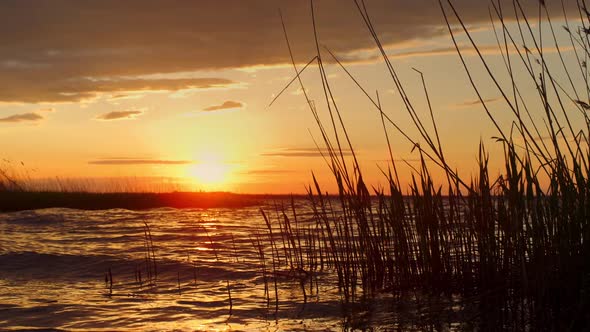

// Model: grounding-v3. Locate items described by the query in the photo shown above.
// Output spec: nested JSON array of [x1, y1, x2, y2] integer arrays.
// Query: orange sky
[[0, 0, 586, 193]]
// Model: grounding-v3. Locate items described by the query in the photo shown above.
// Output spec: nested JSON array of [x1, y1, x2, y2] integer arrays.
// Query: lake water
[[0, 200, 467, 331]]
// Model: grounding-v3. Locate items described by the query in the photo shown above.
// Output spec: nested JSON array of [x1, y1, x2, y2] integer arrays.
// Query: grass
[[255, 0, 590, 330]]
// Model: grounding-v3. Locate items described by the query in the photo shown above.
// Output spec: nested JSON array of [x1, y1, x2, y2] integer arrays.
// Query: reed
[[260, 0, 590, 329], [143, 222, 158, 285], [177, 271, 181, 295], [107, 267, 113, 296], [227, 280, 233, 316]]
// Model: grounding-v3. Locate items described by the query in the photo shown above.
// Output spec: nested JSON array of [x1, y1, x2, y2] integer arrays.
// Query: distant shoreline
[[0, 191, 308, 212]]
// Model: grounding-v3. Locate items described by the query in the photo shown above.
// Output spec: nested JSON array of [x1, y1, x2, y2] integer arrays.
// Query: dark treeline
[[0, 192, 261, 211]]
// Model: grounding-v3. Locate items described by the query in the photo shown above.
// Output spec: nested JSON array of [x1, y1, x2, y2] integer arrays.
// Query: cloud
[[243, 169, 296, 175], [0, 77, 236, 104], [374, 158, 422, 163], [107, 93, 146, 103], [203, 101, 244, 112], [0, 112, 44, 123], [262, 147, 355, 158], [96, 110, 143, 121], [391, 44, 573, 59], [89, 158, 194, 165], [453, 97, 502, 109], [339, 43, 574, 64], [0, 1, 574, 104]]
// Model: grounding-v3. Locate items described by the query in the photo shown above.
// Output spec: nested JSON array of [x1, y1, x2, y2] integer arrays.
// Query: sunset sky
[[0, 0, 585, 193]]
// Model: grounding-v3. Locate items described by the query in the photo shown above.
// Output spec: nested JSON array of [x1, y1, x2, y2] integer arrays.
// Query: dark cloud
[[390, 45, 489, 60], [375, 158, 423, 163], [89, 158, 193, 165], [0, 0, 570, 103], [96, 110, 143, 121], [454, 97, 502, 108], [0, 112, 43, 123], [262, 147, 355, 158], [203, 101, 244, 112], [108, 93, 144, 101], [0, 77, 236, 104]]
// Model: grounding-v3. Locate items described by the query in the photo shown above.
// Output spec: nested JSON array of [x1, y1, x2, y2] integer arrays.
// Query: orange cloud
[[0, 112, 43, 123], [203, 101, 244, 112], [262, 147, 355, 158], [96, 110, 143, 121]]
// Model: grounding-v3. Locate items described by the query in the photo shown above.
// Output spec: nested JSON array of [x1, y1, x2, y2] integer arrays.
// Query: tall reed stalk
[[262, 0, 590, 329]]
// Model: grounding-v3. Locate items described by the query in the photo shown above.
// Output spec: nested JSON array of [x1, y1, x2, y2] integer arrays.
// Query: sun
[[186, 154, 232, 190], [190, 162, 227, 185]]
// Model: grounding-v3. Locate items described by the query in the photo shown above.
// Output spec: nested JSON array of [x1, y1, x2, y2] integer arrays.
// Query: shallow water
[[0, 200, 467, 331]]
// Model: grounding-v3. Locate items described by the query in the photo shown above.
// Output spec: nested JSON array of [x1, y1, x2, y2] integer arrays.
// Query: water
[[0, 201, 338, 331], [0, 200, 468, 331]]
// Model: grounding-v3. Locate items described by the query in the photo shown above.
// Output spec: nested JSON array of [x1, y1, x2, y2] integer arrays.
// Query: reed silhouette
[[260, 0, 590, 330]]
